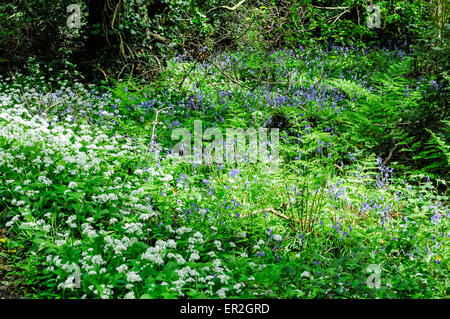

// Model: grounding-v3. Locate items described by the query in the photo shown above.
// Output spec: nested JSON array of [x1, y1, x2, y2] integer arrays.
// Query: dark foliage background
[[1, 1, 447, 79]]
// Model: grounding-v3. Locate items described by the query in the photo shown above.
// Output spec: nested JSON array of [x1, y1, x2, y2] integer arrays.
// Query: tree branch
[[330, 9, 351, 25], [382, 145, 398, 167], [147, 30, 170, 45], [207, 0, 247, 14], [151, 106, 173, 142]]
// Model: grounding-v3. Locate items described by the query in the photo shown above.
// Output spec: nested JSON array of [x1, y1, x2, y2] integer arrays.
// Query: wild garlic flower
[[126, 271, 142, 283]]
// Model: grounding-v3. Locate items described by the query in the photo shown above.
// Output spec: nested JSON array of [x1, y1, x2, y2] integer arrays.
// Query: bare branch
[[207, 0, 247, 14], [330, 9, 351, 25], [312, 6, 349, 10], [242, 208, 292, 221], [207, 58, 254, 91], [147, 30, 170, 45], [382, 145, 398, 167], [151, 106, 173, 142]]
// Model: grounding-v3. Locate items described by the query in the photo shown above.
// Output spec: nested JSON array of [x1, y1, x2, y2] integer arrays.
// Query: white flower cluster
[[141, 239, 176, 265], [1, 79, 286, 299]]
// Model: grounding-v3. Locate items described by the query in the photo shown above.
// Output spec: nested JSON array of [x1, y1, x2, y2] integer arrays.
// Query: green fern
[[386, 57, 414, 77], [325, 78, 376, 100], [414, 124, 450, 174]]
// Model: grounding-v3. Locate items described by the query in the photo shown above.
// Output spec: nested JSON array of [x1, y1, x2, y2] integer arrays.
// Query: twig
[[207, 0, 247, 14], [44, 96, 70, 114], [111, 0, 127, 59], [330, 9, 351, 25], [92, 64, 109, 81], [7, 13, 18, 20], [242, 208, 292, 221], [147, 30, 170, 44], [377, 120, 420, 127], [208, 58, 254, 91], [356, 5, 360, 26], [152, 53, 162, 71], [150, 106, 173, 142], [178, 60, 198, 89], [312, 6, 349, 10], [117, 63, 133, 79], [382, 145, 398, 167]]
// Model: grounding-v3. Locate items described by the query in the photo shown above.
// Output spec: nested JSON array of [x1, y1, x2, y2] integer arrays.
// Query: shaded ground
[[0, 257, 22, 299], [0, 229, 22, 299]]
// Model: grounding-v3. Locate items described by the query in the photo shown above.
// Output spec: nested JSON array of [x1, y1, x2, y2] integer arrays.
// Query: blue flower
[[229, 169, 240, 179]]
